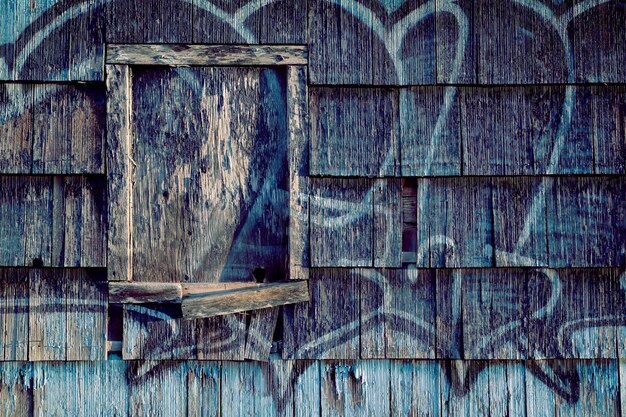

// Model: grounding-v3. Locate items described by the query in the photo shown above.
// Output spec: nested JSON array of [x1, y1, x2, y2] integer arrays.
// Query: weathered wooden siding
[[0, 0, 625, 415]]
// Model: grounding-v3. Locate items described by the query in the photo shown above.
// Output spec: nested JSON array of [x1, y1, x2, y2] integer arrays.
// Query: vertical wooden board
[[0, 176, 27, 265], [436, 0, 476, 84], [528, 269, 618, 359], [310, 88, 399, 177], [79, 175, 106, 267], [68, 0, 104, 81], [361, 269, 436, 359], [32, 84, 106, 174], [258, 0, 307, 44], [288, 66, 309, 280], [436, 269, 463, 358], [294, 361, 321, 417], [399, 86, 461, 176], [192, 0, 252, 44], [440, 360, 490, 417], [474, 0, 568, 84], [128, 361, 188, 417], [245, 307, 279, 361], [390, 360, 442, 417], [310, 178, 373, 267], [32, 361, 128, 417], [591, 86, 626, 174], [221, 360, 295, 417], [28, 269, 66, 360], [0, 362, 32, 417], [283, 268, 360, 359], [570, 1, 626, 83], [372, 0, 436, 85], [14, 0, 71, 80], [0, 268, 29, 360], [320, 361, 390, 417], [462, 269, 528, 360], [401, 178, 417, 260], [418, 177, 493, 268], [131, 66, 288, 283], [308, 0, 373, 84], [460, 86, 583, 175], [106, 64, 131, 281], [492, 177, 548, 267], [65, 269, 107, 360], [106, 0, 192, 43], [186, 361, 220, 417], [491, 361, 527, 417], [0, 84, 33, 173], [0, 0, 16, 79], [373, 179, 401, 267], [554, 360, 620, 417], [525, 361, 557, 417], [547, 177, 626, 267], [196, 315, 247, 360], [23, 176, 53, 267], [61, 175, 82, 266]]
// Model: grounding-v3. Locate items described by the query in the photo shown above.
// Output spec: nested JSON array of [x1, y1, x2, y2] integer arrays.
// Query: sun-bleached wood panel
[[309, 87, 399, 177], [0, 175, 105, 267], [0, 269, 29, 361], [128, 66, 288, 283], [0, 83, 105, 174], [1, 0, 104, 80]]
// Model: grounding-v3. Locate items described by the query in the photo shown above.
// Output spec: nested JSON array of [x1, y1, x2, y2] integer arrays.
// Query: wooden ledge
[[106, 44, 308, 66], [108, 280, 310, 319]]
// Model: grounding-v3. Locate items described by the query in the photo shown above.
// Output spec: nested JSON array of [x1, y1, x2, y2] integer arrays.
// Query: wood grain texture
[[0, 84, 33, 173], [492, 176, 548, 267], [436, 0, 476, 84], [109, 282, 183, 304], [287, 66, 310, 280], [0, 362, 33, 416], [106, 44, 307, 66], [244, 307, 279, 361], [106, 64, 132, 281], [257, 0, 307, 44], [361, 269, 436, 359], [106, 0, 192, 43], [401, 178, 417, 260], [417, 177, 493, 268], [320, 361, 390, 417], [181, 281, 309, 319], [436, 269, 463, 358], [192, 0, 250, 44], [128, 361, 189, 417], [373, 179, 402, 267], [475, 0, 568, 83], [308, 0, 372, 84], [591, 86, 626, 174], [130, 66, 288, 283], [547, 176, 626, 267], [0, 176, 28, 266], [400, 86, 461, 176], [309, 88, 399, 176], [0, 269, 29, 361], [283, 268, 360, 359], [390, 360, 443, 417], [462, 269, 528, 360], [570, 1, 626, 83], [310, 178, 373, 267]]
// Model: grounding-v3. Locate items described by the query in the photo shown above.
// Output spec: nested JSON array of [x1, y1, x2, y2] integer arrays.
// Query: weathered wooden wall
[[0, 0, 625, 415]]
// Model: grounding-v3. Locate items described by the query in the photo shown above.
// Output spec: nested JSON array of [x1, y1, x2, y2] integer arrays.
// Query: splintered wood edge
[[181, 281, 310, 319], [108, 282, 183, 303], [106, 44, 308, 66]]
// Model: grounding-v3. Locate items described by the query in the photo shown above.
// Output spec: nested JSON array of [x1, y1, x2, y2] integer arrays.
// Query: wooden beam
[[181, 281, 309, 319], [106, 44, 308, 66], [108, 282, 183, 304]]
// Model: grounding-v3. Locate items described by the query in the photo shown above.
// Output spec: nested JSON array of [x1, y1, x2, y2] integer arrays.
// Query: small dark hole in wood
[[183, 274, 191, 282], [162, 190, 169, 199], [200, 165, 207, 173], [32, 258, 43, 268], [252, 267, 266, 283]]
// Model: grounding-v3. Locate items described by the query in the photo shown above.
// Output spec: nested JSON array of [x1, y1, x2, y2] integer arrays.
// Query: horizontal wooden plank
[[106, 44, 307, 65], [109, 282, 183, 304], [181, 281, 309, 319]]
